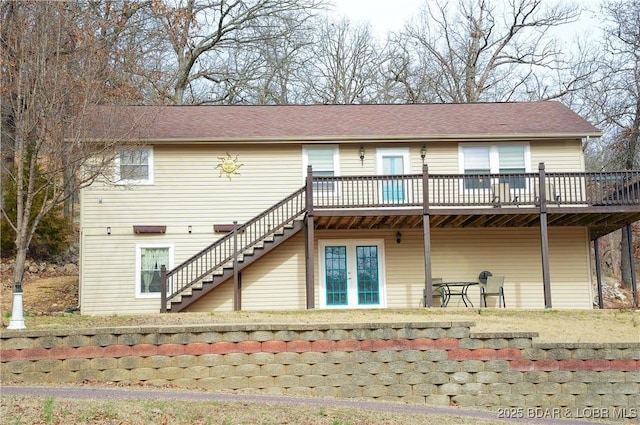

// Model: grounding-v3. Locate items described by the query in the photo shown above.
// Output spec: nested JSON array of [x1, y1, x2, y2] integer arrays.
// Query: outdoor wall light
[[359, 145, 365, 166], [396, 231, 402, 244], [107, 227, 111, 235], [420, 145, 427, 163], [188, 225, 192, 234]]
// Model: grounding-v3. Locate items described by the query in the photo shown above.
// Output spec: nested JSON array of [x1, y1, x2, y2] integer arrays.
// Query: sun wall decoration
[[216, 152, 243, 179]]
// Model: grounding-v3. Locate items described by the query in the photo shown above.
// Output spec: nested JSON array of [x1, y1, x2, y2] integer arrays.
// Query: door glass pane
[[356, 245, 379, 305], [325, 246, 348, 305], [382, 156, 405, 202], [382, 156, 403, 174]]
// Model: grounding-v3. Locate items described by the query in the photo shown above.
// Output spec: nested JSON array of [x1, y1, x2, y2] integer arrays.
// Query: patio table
[[434, 282, 479, 307]]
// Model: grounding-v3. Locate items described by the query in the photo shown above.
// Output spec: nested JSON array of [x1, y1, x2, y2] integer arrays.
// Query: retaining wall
[[1, 322, 638, 420]]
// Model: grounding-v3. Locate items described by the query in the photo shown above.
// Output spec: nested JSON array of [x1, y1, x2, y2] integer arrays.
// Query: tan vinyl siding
[[423, 142, 460, 173], [548, 227, 593, 308], [188, 233, 307, 312], [382, 227, 592, 309], [80, 232, 218, 315], [339, 143, 428, 176], [81, 235, 153, 315], [80, 138, 591, 315], [312, 227, 592, 310], [530, 140, 584, 172], [188, 279, 235, 312], [82, 225, 592, 314], [83, 144, 303, 227], [81, 144, 305, 314]]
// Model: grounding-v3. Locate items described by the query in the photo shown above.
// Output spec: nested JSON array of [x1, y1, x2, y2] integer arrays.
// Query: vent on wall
[[133, 225, 167, 234]]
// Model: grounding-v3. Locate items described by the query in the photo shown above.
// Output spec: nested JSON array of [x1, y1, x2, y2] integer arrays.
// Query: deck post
[[233, 220, 241, 311], [538, 162, 552, 308], [160, 265, 167, 313], [305, 166, 315, 309], [625, 224, 638, 307], [593, 238, 604, 309], [422, 164, 433, 307]]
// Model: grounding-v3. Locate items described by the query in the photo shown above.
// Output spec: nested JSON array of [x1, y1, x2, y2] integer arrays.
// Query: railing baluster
[[165, 170, 639, 310]]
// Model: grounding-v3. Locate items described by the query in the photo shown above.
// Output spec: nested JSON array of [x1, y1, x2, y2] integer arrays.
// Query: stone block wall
[[1, 322, 638, 419]]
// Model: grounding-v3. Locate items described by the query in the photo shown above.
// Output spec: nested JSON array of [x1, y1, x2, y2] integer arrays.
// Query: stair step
[[166, 211, 305, 312]]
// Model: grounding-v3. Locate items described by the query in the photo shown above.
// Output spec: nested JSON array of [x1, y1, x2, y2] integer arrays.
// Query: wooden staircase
[[162, 187, 307, 312]]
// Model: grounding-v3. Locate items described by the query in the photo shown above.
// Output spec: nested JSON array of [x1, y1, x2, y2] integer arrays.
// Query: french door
[[377, 148, 410, 203], [320, 240, 385, 308]]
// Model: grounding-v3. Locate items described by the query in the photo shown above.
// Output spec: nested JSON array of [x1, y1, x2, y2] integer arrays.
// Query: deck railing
[[161, 166, 639, 312], [312, 174, 423, 208], [312, 168, 640, 209]]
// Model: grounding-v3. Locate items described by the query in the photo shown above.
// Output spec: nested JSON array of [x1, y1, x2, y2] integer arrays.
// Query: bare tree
[[301, 17, 382, 104], [387, 0, 585, 103], [0, 1, 142, 328], [196, 12, 317, 104], [588, 0, 640, 289], [145, 0, 325, 105]]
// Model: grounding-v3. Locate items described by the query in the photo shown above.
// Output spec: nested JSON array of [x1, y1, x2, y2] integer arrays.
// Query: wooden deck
[[163, 164, 640, 312], [310, 164, 640, 239]]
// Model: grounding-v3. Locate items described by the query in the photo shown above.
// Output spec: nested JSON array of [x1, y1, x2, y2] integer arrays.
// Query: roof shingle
[[79, 102, 600, 142]]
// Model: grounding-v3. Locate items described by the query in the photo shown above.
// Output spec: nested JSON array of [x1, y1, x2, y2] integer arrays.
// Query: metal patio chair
[[480, 275, 506, 308]]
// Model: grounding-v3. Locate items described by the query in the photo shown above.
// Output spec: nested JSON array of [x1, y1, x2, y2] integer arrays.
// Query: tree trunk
[[13, 244, 27, 293]]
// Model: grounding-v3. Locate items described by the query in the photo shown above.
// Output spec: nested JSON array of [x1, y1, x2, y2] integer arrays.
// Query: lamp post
[[8, 280, 26, 329]]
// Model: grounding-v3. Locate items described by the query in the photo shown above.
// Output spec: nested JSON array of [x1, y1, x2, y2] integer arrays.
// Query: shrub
[[1, 172, 74, 261]]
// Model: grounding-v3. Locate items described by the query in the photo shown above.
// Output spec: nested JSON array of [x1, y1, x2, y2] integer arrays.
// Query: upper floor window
[[460, 144, 529, 189], [303, 145, 339, 191], [115, 147, 153, 184]]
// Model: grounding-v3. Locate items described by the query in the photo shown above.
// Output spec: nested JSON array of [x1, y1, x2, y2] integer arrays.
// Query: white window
[[115, 147, 153, 184], [302, 145, 339, 190], [460, 144, 529, 189], [135, 244, 173, 298]]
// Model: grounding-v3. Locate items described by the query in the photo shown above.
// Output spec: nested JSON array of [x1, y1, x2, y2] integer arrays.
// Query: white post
[[8, 290, 26, 329]]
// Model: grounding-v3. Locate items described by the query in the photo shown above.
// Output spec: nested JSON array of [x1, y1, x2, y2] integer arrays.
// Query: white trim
[[318, 239, 386, 309], [301, 145, 340, 183], [458, 142, 531, 195], [135, 243, 174, 298], [115, 147, 154, 185], [458, 142, 531, 174], [375, 147, 410, 175]]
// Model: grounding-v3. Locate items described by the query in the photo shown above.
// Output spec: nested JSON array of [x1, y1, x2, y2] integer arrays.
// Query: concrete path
[[1, 384, 620, 425]]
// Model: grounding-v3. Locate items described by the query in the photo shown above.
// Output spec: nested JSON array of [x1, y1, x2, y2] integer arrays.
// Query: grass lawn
[[9, 308, 640, 343]]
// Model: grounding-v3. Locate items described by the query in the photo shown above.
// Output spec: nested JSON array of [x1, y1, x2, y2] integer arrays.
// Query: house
[[78, 102, 640, 315]]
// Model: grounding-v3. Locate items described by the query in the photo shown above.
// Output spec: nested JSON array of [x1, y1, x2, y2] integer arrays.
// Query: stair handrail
[[164, 187, 307, 305]]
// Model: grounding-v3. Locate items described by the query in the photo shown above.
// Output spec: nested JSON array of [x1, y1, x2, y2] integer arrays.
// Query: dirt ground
[[1, 268, 78, 322]]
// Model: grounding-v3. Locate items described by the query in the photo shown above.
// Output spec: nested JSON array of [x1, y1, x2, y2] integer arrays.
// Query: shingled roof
[[80, 101, 600, 142]]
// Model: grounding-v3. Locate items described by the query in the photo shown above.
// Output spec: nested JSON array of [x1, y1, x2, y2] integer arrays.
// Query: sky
[[331, 0, 424, 37], [330, 0, 602, 43]]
